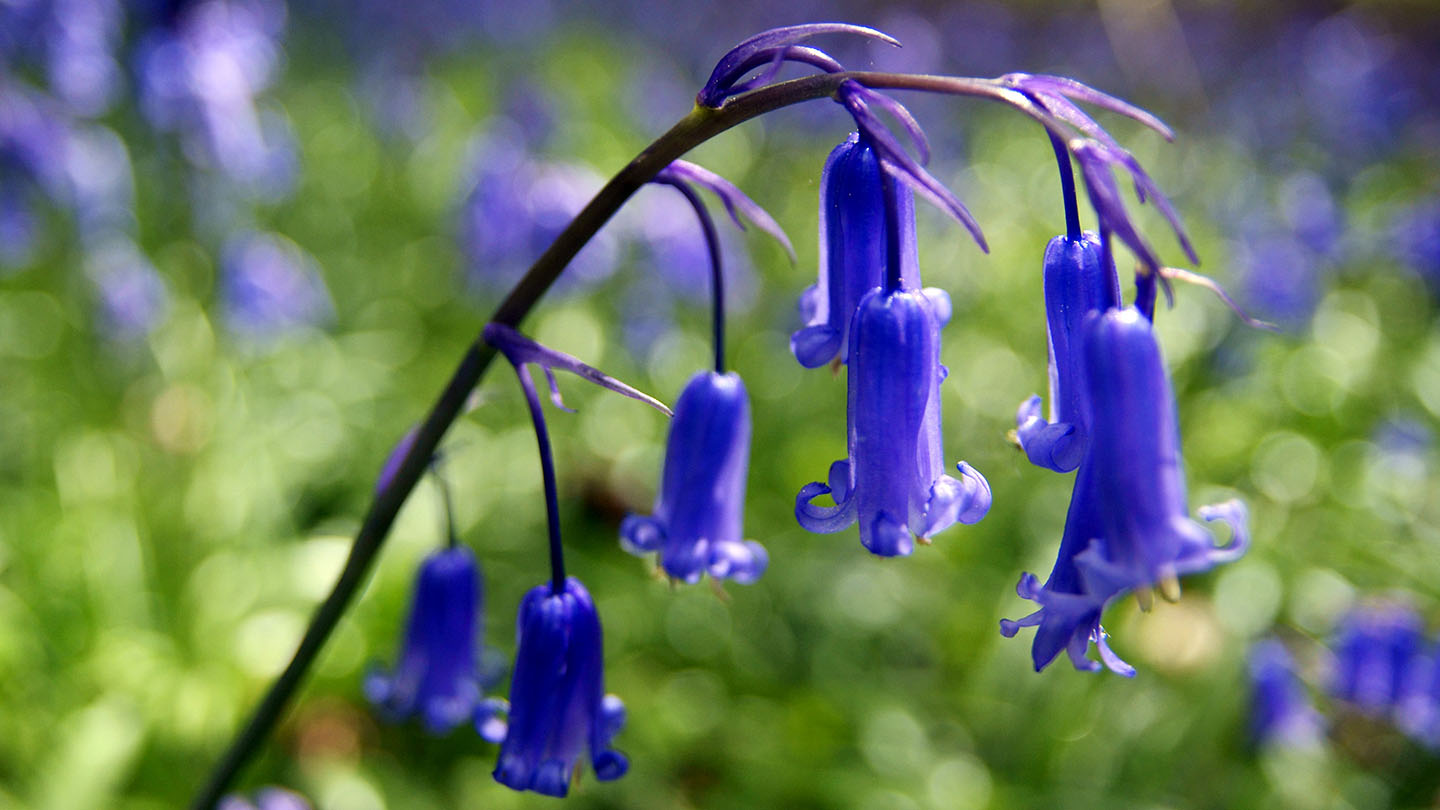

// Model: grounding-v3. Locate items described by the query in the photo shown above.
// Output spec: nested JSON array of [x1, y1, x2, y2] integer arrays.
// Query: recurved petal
[[794, 478, 858, 533]]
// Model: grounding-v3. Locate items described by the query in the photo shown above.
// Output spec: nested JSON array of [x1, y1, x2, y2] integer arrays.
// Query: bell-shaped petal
[[620, 371, 767, 584], [364, 546, 503, 736], [493, 577, 627, 797], [791, 132, 950, 369], [796, 287, 989, 556], [1014, 231, 1119, 472], [1071, 308, 1248, 595]]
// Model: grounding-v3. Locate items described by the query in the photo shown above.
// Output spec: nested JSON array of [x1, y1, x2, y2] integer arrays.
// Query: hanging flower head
[[791, 132, 952, 369], [1002, 307, 1247, 675], [1014, 230, 1119, 472], [796, 284, 990, 556], [493, 577, 627, 797], [364, 545, 506, 737], [621, 370, 767, 583]]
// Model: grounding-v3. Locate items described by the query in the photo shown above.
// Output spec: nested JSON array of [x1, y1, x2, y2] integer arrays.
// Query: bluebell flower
[[791, 132, 952, 369], [88, 238, 169, 339], [218, 787, 311, 810], [1248, 639, 1322, 748], [493, 576, 627, 797], [1328, 603, 1424, 715], [1002, 307, 1247, 674], [1014, 230, 1119, 472], [365, 546, 506, 738], [221, 231, 332, 338], [620, 371, 767, 583], [796, 286, 990, 556], [1398, 641, 1440, 748]]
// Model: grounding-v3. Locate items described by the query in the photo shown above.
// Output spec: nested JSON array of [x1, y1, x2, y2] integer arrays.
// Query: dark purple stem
[[1049, 130, 1081, 242], [660, 179, 726, 373]]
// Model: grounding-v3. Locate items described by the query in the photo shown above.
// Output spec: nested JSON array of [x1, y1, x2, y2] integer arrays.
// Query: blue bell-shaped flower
[[364, 545, 505, 736], [493, 577, 627, 797], [790, 133, 951, 369], [796, 286, 989, 556], [1014, 230, 1120, 472], [620, 370, 767, 584]]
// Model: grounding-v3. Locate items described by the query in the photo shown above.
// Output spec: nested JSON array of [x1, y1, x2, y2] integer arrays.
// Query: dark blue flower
[[796, 286, 990, 556], [1002, 307, 1247, 675], [1248, 639, 1322, 748], [791, 132, 951, 369], [365, 546, 506, 737], [1328, 603, 1424, 715], [1014, 230, 1119, 472], [620, 370, 766, 584], [218, 787, 311, 810], [493, 576, 627, 797]]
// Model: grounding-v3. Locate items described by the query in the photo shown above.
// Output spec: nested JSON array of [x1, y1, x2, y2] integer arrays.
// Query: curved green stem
[[187, 68, 1096, 809]]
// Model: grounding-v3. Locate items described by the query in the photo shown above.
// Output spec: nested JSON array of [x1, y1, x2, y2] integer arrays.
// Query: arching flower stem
[[656, 177, 727, 373], [190, 66, 1187, 809], [1049, 130, 1082, 243]]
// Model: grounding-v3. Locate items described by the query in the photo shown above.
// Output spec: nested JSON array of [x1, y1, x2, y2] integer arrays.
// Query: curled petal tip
[[700, 24, 899, 106]]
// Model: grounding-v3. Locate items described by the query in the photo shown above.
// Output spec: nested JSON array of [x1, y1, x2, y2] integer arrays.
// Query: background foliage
[[2, 1, 1439, 808]]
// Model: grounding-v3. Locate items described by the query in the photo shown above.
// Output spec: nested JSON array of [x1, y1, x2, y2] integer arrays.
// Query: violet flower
[[796, 286, 990, 556], [493, 577, 627, 796], [364, 546, 506, 738], [218, 787, 311, 810], [1248, 639, 1323, 748], [791, 132, 952, 369], [1328, 603, 1424, 714], [1014, 230, 1119, 472], [620, 371, 766, 583], [1002, 307, 1247, 674]]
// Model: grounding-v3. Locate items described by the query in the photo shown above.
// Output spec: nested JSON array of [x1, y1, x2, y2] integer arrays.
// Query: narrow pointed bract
[[796, 287, 990, 556], [1014, 231, 1120, 472], [791, 132, 951, 369], [697, 23, 898, 107], [621, 371, 766, 584], [364, 546, 504, 736], [493, 577, 627, 797]]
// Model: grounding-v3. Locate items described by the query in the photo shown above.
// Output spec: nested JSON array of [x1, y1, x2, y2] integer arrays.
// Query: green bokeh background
[[3, 8, 1439, 810]]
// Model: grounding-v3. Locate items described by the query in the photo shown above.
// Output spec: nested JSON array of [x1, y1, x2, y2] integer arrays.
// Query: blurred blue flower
[[365, 545, 506, 737], [221, 231, 331, 337], [0, 0, 124, 117], [134, 0, 296, 196], [1014, 231, 1119, 472], [88, 238, 168, 339], [1328, 603, 1424, 715], [1248, 639, 1322, 748], [1002, 307, 1247, 675], [494, 576, 627, 797], [1398, 641, 1440, 748], [458, 125, 619, 294], [796, 286, 990, 557], [621, 371, 767, 584], [1391, 198, 1440, 292], [218, 786, 310, 810], [790, 132, 951, 369]]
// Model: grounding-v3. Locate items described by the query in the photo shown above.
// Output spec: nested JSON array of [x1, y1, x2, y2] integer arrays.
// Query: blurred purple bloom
[[135, 0, 295, 196], [221, 231, 331, 337], [88, 238, 168, 338], [218, 787, 311, 810], [459, 127, 618, 293], [1002, 307, 1247, 675], [365, 546, 506, 737], [1392, 198, 1440, 291], [791, 133, 951, 369], [1014, 231, 1119, 472], [493, 577, 627, 796], [621, 371, 766, 584], [1248, 639, 1322, 748], [1398, 642, 1440, 748], [1328, 603, 1424, 714], [796, 287, 990, 557], [0, 0, 124, 116], [0, 189, 39, 271]]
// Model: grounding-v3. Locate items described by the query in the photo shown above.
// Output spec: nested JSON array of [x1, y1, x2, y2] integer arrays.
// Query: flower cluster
[[1328, 603, 1440, 747], [351, 22, 1261, 803]]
